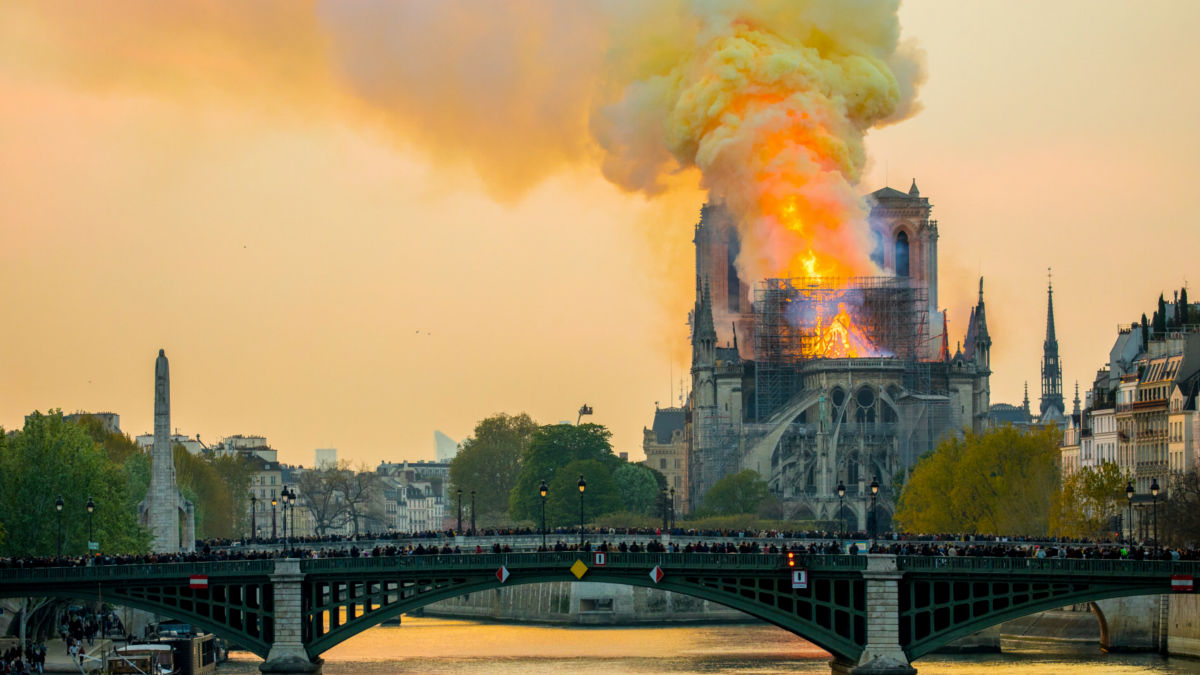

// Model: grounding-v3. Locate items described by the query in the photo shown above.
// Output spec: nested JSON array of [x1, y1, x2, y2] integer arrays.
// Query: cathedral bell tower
[[1041, 274, 1064, 417]]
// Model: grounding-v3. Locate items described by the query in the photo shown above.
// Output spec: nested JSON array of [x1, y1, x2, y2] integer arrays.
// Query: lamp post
[[539, 480, 548, 550], [86, 497, 95, 553], [457, 488, 463, 534], [660, 488, 669, 530], [470, 490, 476, 535], [669, 487, 676, 530], [55, 495, 63, 557], [250, 493, 257, 541], [1151, 478, 1160, 548], [271, 496, 277, 540], [578, 475, 586, 547], [836, 481, 846, 541], [1126, 482, 1134, 544], [281, 485, 290, 544], [869, 478, 880, 545]]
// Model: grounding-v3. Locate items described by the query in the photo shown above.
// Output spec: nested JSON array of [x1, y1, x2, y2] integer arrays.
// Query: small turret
[[908, 179, 919, 197]]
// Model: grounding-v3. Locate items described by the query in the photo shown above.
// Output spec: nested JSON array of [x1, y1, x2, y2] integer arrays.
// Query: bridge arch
[[0, 586, 273, 658], [301, 558, 869, 663]]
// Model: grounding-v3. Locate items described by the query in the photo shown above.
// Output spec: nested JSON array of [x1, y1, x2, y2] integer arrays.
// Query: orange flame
[[804, 302, 878, 359]]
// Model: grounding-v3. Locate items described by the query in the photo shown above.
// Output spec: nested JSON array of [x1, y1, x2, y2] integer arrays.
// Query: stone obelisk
[[138, 349, 195, 553]]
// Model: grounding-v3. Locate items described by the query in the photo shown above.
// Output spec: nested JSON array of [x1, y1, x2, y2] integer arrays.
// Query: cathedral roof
[[651, 407, 686, 444], [870, 186, 916, 201]]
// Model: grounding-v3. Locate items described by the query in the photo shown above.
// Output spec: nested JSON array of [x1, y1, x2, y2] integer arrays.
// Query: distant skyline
[[4, 1, 1200, 466]]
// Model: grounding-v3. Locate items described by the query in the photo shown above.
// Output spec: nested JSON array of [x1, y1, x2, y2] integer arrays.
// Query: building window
[[660, 459, 667, 469], [895, 231, 910, 277]]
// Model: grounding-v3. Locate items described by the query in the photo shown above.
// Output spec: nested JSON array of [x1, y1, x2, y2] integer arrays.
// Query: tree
[[1141, 314, 1150, 346], [894, 425, 1061, 536], [509, 423, 617, 522], [0, 411, 150, 556], [449, 413, 538, 519], [296, 467, 349, 536], [699, 470, 771, 517], [611, 463, 661, 516], [1161, 469, 1200, 547], [1181, 286, 1191, 324], [1051, 462, 1130, 539], [329, 462, 383, 535], [1156, 294, 1167, 333], [544, 459, 620, 528]]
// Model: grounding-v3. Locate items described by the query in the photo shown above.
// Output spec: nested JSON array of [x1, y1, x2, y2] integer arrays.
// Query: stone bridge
[[0, 553, 1194, 674]]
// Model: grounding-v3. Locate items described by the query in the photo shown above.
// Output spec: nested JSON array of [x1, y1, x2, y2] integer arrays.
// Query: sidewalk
[[43, 637, 112, 673]]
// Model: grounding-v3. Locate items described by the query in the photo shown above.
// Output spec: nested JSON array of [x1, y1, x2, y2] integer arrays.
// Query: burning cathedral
[[671, 181, 991, 529]]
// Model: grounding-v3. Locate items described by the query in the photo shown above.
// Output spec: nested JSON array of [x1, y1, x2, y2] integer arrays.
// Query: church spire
[[1023, 381, 1030, 412], [1040, 270, 1064, 417], [939, 312, 950, 362], [1072, 381, 1081, 418]]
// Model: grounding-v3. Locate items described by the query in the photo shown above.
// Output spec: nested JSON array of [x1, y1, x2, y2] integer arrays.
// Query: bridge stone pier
[[833, 556, 915, 674], [263, 560, 322, 674], [1, 552, 1196, 674]]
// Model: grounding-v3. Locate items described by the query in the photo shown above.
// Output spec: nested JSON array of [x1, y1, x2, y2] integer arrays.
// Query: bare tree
[[1163, 470, 1200, 547], [329, 462, 384, 536], [296, 467, 349, 536]]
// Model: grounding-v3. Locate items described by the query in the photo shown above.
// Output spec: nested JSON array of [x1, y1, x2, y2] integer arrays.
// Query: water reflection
[[217, 617, 1190, 674]]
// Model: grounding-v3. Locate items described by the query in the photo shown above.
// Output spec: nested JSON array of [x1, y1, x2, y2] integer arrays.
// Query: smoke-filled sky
[[4, 1, 1200, 467]]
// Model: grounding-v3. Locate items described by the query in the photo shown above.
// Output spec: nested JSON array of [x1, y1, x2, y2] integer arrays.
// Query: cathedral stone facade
[[662, 183, 993, 530]]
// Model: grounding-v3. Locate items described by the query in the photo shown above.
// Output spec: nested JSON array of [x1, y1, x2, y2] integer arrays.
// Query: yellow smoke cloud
[[5, 0, 922, 285], [594, 0, 924, 287]]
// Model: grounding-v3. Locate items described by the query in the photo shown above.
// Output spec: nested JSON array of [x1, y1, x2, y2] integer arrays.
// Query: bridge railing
[[300, 551, 868, 574], [0, 559, 275, 583], [896, 556, 1200, 577]]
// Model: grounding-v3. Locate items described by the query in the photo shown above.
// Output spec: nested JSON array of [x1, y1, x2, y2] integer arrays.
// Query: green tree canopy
[[449, 413, 538, 519], [545, 459, 620, 528], [699, 469, 771, 517], [895, 425, 1061, 536], [611, 463, 661, 516], [1051, 462, 1130, 539], [0, 411, 150, 556], [509, 423, 616, 522]]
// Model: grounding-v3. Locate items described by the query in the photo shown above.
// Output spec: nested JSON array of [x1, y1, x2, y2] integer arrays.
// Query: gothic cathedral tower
[[1040, 277, 1064, 417]]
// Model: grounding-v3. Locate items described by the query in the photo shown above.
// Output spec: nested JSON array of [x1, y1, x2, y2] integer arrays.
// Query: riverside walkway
[[1, 551, 1196, 675]]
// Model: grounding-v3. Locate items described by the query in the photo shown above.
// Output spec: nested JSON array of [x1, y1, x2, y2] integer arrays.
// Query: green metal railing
[[896, 556, 1200, 576], [0, 559, 275, 583]]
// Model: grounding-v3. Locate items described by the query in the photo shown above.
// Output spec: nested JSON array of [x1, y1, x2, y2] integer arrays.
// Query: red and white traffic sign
[[189, 575, 208, 590], [791, 570, 808, 589], [496, 566, 510, 583], [1172, 575, 1193, 592], [593, 552, 607, 567], [649, 566, 665, 584]]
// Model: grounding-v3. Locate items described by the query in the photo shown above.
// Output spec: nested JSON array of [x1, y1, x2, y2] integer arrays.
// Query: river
[[214, 617, 1197, 674]]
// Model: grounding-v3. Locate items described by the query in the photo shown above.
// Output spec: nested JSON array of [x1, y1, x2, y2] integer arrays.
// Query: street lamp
[[55, 495, 63, 557], [869, 477, 880, 545], [470, 490, 476, 535], [86, 497, 95, 553], [457, 488, 463, 534], [539, 480, 548, 550], [1151, 478, 1160, 548], [250, 493, 258, 541], [660, 488, 669, 530], [281, 485, 290, 544], [669, 487, 676, 530], [578, 475, 587, 547], [271, 496, 277, 540], [1126, 482, 1134, 544], [836, 481, 846, 541]]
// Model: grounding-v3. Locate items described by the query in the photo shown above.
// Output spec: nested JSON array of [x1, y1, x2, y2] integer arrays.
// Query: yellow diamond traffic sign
[[570, 559, 589, 579]]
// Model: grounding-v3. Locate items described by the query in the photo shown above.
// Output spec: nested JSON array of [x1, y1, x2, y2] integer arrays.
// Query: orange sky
[[3, 1, 1200, 467]]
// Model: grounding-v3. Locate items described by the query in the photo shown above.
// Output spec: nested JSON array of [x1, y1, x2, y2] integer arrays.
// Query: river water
[[215, 617, 1197, 674]]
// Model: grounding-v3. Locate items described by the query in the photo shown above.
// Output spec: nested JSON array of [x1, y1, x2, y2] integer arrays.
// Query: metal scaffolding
[[753, 276, 928, 420]]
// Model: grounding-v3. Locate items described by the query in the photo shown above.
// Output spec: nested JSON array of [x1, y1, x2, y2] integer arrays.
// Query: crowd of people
[[3, 534, 1200, 570], [0, 643, 44, 675]]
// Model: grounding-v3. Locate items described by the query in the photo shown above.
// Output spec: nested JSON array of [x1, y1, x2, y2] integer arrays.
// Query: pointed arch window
[[895, 231, 910, 277]]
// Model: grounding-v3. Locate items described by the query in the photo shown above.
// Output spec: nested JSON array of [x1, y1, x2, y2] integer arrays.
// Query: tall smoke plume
[[593, 1, 925, 287], [14, 0, 923, 290]]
